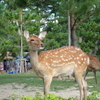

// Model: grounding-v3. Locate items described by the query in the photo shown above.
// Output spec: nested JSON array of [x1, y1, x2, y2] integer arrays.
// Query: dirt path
[[0, 83, 91, 100]]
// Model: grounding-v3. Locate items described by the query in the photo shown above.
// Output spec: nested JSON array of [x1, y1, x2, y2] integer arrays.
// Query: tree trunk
[[70, 13, 78, 47], [71, 26, 78, 46], [68, 11, 71, 46], [19, 8, 24, 73]]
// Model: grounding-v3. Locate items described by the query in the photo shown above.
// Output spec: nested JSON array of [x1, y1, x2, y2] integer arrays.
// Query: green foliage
[[1, 0, 100, 59], [44, 94, 68, 100], [21, 95, 34, 100], [44, 32, 68, 50], [10, 94, 19, 100], [5, 92, 100, 100], [78, 18, 100, 55], [44, 22, 68, 50], [7, 94, 76, 100], [4, 0, 29, 9], [87, 92, 100, 100]]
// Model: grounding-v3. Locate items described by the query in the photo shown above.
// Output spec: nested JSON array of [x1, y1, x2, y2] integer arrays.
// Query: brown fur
[[24, 31, 89, 100], [84, 54, 100, 84]]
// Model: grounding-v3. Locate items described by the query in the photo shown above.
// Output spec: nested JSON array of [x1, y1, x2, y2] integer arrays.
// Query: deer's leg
[[82, 78, 87, 100], [75, 73, 87, 100], [84, 69, 88, 80], [43, 76, 52, 95], [93, 70, 97, 84]]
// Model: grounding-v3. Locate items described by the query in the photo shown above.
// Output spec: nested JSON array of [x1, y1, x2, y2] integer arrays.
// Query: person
[[7, 60, 10, 70], [27, 62, 31, 70], [0, 62, 4, 70], [14, 61, 20, 73]]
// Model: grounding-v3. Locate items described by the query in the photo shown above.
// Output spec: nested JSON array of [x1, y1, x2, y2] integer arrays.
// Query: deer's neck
[[29, 50, 39, 68]]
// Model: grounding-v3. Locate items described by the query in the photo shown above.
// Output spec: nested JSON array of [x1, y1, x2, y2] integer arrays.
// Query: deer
[[84, 54, 100, 84], [24, 30, 90, 100]]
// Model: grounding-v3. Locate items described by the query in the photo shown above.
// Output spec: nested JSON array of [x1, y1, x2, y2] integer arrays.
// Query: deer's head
[[24, 31, 47, 51]]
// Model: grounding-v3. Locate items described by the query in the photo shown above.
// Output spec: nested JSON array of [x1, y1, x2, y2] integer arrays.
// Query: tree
[[2, 0, 100, 60], [2, 0, 50, 72], [44, 22, 68, 50], [78, 17, 100, 56], [55, 0, 100, 46], [33, 0, 100, 46]]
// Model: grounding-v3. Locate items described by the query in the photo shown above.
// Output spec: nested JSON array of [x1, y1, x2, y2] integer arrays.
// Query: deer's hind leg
[[84, 69, 89, 80], [93, 70, 97, 84]]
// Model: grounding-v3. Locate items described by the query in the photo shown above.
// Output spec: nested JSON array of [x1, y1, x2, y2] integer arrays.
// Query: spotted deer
[[84, 54, 100, 84], [24, 30, 89, 100]]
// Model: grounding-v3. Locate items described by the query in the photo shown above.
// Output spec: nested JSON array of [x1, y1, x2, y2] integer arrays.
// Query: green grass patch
[[86, 72, 100, 92], [0, 71, 100, 93], [51, 78, 77, 91], [0, 73, 77, 91], [0, 73, 43, 87]]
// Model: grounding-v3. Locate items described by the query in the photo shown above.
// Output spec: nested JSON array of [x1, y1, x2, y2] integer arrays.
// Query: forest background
[[0, 0, 100, 62]]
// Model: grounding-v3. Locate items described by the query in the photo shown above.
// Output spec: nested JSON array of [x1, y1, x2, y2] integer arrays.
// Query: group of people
[[0, 59, 32, 73], [10, 59, 31, 73]]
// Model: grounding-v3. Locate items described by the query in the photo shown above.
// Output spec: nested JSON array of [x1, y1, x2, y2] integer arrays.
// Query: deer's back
[[38, 46, 89, 72]]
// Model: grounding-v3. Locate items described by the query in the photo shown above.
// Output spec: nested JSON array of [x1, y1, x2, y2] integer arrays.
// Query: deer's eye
[[31, 39, 34, 41]]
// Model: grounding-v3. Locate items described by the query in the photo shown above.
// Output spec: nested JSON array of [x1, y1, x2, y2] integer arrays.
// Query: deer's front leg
[[43, 77, 52, 95]]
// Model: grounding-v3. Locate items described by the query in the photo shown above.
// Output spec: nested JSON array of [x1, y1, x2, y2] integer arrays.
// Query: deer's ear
[[38, 31, 47, 40], [24, 30, 29, 40]]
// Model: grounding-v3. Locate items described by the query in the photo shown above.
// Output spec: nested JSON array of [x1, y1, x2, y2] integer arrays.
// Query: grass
[[0, 72, 100, 93], [0, 73, 43, 86], [0, 73, 77, 91], [85, 72, 100, 92]]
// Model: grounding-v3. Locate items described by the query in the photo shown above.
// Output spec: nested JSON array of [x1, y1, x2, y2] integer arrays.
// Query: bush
[[7, 92, 100, 100], [87, 92, 100, 100], [9, 94, 75, 100]]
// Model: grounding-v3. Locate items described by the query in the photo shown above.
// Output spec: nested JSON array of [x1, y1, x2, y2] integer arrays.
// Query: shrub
[[87, 92, 100, 100], [6, 92, 100, 100]]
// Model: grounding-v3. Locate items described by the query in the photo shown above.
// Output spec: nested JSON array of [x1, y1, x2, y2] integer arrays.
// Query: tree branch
[[37, 0, 54, 5], [75, 11, 96, 28], [6, 45, 28, 48], [29, 0, 56, 7]]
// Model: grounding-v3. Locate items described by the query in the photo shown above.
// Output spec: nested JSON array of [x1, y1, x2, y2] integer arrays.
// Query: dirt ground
[[0, 82, 92, 100]]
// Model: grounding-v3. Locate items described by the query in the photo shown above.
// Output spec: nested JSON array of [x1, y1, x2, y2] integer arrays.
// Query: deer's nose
[[41, 44, 44, 47]]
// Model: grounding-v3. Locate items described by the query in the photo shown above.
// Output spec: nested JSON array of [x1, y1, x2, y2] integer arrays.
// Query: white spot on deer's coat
[[47, 66, 52, 70], [55, 55, 58, 57], [87, 57, 90, 65], [78, 61, 81, 64], [79, 53, 83, 57], [55, 52, 58, 54], [46, 63, 49, 66], [77, 57, 79, 59], [84, 58, 86, 61], [70, 50, 76, 53], [81, 58, 84, 61], [60, 55, 63, 58], [70, 57, 72, 60], [65, 59, 68, 61], [53, 61, 57, 63], [45, 56, 48, 58], [75, 48, 80, 51]]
